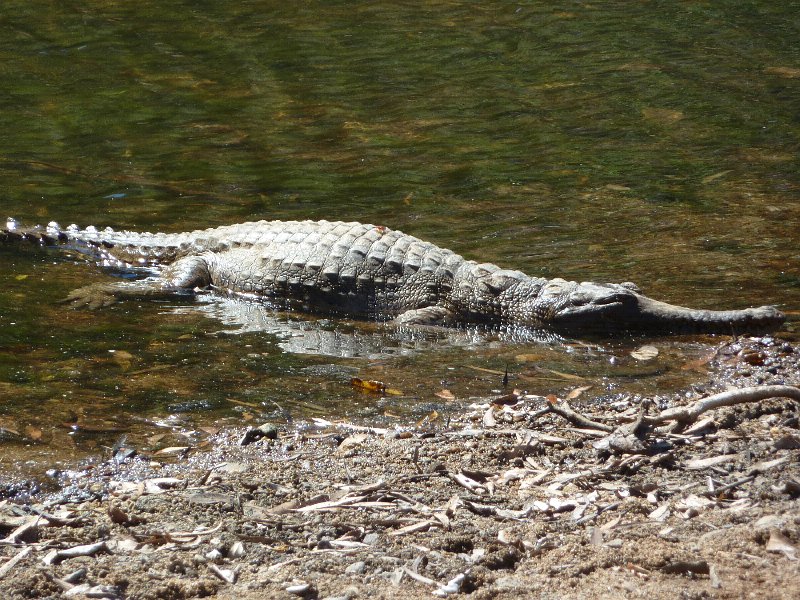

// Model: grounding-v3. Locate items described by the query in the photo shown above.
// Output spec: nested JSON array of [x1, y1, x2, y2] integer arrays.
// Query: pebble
[[287, 583, 312, 595], [362, 533, 379, 545], [205, 549, 223, 561], [345, 561, 366, 575], [228, 541, 246, 558]]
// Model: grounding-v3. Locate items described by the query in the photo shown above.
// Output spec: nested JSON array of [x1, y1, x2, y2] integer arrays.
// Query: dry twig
[[544, 400, 614, 433], [0, 547, 32, 579], [644, 385, 800, 428]]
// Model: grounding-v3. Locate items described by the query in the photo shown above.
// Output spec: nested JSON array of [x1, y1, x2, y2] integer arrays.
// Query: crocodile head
[[521, 279, 785, 335]]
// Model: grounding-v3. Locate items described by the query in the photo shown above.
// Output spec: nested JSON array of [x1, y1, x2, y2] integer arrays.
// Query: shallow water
[[0, 2, 798, 483]]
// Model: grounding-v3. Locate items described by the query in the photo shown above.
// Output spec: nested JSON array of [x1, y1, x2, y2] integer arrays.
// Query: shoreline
[[1, 336, 798, 599]]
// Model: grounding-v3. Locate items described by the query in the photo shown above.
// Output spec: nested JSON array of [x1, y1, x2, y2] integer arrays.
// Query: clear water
[[0, 1, 798, 483]]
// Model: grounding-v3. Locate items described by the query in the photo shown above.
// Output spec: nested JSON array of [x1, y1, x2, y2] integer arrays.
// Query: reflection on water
[[179, 295, 569, 359], [0, 1, 798, 485], [0, 282, 726, 484]]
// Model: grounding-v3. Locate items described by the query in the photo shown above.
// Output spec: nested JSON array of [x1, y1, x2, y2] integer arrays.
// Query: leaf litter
[[0, 337, 798, 599]]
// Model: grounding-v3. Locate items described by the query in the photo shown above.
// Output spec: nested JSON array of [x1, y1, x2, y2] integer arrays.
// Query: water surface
[[0, 1, 798, 484]]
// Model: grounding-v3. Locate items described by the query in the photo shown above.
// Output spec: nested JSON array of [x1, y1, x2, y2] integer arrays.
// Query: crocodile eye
[[570, 291, 590, 306], [620, 282, 641, 293]]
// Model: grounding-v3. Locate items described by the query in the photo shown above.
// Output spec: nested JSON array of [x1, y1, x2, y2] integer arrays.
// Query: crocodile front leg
[[395, 306, 457, 326], [63, 255, 212, 309]]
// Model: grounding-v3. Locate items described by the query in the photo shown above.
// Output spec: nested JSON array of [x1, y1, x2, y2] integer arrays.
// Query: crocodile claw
[[61, 283, 121, 309]]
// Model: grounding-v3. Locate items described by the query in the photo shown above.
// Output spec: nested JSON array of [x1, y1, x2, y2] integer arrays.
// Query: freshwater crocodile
[[1, 218, 785, 335]]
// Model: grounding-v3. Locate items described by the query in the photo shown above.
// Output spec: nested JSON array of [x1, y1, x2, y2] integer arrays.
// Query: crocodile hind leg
[[62, 255, 212, 309]]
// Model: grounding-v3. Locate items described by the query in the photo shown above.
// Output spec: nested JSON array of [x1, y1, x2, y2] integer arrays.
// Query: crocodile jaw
[[547, 285, 785, 335]]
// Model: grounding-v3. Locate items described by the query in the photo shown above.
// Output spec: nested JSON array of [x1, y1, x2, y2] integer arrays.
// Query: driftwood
[[544, 400, 614, 433], [545, 385, 799, 434], [643, 385, 800, 427], [0, 547, 32, 579]]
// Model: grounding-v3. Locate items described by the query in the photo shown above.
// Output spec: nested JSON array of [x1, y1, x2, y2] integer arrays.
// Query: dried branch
[[0, 547, 32, 579], [545, 400, 614, 433], [644, 385, 800, 427]]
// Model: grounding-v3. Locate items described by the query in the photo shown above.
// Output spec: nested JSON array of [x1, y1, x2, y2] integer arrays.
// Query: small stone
[[754, 514, 785, 530], [362, 533, 379, 545], [205, 549, 223, 561], [286, 582, 317, 597], [240, 423, 279, 446], [345, 561, 366, 575], [63, 568, 87, 584], [228, 541, 246, 558]]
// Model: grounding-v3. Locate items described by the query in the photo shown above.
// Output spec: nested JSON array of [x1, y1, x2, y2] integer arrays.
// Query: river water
[[0, 2, 798, 484]]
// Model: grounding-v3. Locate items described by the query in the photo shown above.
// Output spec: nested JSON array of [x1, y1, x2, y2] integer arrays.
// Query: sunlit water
[[0, 1, 798, 485]]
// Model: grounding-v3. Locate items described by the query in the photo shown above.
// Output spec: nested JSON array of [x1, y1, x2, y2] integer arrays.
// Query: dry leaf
[[336, 434, 368, 454], [566, 385, 593, 400], [389, 520, 436, 536], [631, 345, 659, 361], [766, 530, 798, 560], [351, 378, 386, 394], [435, 389, 456, 401], [415, 410, 439, 427], [23, 425, 43, 442]]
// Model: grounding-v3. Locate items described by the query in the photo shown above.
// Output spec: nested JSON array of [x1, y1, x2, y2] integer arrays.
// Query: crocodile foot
[[61, 283, 125, 309]]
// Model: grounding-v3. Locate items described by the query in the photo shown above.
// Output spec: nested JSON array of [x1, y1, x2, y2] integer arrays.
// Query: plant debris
[[0, 337, 798, 599]]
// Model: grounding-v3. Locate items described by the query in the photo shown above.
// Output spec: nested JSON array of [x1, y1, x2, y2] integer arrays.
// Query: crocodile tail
[[2, 218, 191, 265], [1, 218, 133, 264], [2, 218, 70, 246]]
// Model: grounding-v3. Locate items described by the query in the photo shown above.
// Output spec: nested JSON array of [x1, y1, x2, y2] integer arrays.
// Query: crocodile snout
[[568, 283, 635, 308]]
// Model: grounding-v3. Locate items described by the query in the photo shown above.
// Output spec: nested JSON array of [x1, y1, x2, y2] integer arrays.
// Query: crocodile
[[1, 218, 785, 335]]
